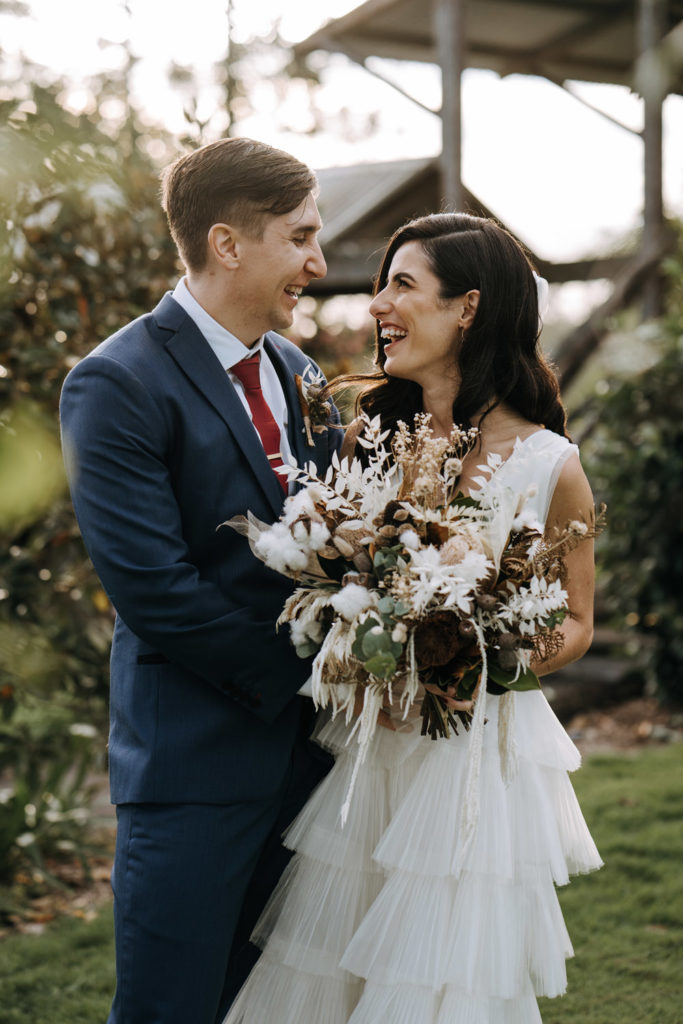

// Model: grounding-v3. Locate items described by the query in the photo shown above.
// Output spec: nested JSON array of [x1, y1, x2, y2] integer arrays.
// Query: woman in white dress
[[224, 213, 602, 1023]]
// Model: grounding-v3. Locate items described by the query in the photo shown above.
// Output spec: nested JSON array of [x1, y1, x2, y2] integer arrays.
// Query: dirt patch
[[565, 696, 683, 756]]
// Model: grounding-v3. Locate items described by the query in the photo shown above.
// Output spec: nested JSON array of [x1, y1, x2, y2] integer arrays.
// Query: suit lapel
[[154, 295, 286, 516]]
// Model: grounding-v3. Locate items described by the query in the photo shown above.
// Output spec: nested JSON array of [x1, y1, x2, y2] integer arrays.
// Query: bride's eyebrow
[[391, 271, 416, 284]]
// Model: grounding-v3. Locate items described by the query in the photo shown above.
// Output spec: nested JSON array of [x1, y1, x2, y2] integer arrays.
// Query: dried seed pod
[[332, 535, 355, 558], [381, 499, 403, 525], [290, 513, 312, 534], [393, 507, 410, 522], [497, 632, 519, 650], [475, 593, 497, 611], [352, 550, 373, 573], [318, 545, 341, 560], [497, 649, 519, 671], [378, 524, 398, 538], [342, 571, 373, 588], [458, 619, 476, 638]]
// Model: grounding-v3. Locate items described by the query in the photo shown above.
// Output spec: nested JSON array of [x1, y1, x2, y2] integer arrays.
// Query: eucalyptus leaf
[[294, 641, 320, 659], [364, 652, 397, 679], [362, 628, 391, 658]]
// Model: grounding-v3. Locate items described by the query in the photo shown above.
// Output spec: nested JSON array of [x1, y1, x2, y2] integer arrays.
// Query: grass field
[[1, 743, 682, 1023]]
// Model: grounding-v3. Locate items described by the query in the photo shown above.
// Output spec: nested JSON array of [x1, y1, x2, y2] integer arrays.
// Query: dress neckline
[[461, 428, 551, 499]]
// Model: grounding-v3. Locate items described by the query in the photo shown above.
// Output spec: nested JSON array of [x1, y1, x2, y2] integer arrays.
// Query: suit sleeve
[[60, 353, 311, 724]]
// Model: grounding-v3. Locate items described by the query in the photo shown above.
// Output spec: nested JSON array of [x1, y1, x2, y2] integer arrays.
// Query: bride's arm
[[533, 453, 595, 677]]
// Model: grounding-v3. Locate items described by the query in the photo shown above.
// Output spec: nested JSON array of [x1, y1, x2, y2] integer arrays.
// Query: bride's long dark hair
[[327, 213, 567, 443]]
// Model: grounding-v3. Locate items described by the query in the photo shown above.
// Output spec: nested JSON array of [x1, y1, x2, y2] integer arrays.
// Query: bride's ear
[[459, 289, 480, 329]]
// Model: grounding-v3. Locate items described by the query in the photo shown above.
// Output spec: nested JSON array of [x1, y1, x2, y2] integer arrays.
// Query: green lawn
[[1, 743, 682, 1023], [540, 742, 683, 1024]]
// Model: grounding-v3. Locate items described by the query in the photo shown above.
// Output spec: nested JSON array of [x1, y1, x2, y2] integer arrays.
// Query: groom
[[60, 137, 340, 1023]]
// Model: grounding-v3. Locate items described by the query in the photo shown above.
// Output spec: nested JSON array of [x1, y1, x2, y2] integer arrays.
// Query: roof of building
[[296, 0, 683, 94]]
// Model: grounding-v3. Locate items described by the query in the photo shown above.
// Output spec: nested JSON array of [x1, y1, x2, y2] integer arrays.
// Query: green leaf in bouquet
[[377, 596, 395, 617], [507, 667, 542, 691], [449, 493, 480, 509], [458, 666, 481, 697], [545, 609, 567, 628], [393, 599, 411, 617], [487, 661, 541, 691], [294, 641, 321, 659], [361, 627, 392, 658], [351, 618, 378, 661], [364, 652, 397, 679]]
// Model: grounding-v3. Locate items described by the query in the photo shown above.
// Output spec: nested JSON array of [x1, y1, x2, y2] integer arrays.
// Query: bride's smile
[[369, 240, 470, 391]]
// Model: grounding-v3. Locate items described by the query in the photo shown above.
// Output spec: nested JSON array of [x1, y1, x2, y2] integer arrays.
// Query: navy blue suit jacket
[[60, 293, 341, 806]]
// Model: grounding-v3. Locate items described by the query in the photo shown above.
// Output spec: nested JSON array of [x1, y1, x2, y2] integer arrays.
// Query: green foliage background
[[0, 80, 181, 883], [579, 253, 683, 701]]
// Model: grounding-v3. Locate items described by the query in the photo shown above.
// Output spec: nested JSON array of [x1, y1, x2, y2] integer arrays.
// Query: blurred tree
[[0, 52, 179, 883], [581, 234, 683, 702]]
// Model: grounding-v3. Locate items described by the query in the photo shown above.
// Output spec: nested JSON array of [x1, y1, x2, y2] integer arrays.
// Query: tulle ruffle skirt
[[224, 690, 602, 1023]]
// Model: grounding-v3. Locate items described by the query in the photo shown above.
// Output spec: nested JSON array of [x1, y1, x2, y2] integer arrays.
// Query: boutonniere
[[295, 365, 336, 447]]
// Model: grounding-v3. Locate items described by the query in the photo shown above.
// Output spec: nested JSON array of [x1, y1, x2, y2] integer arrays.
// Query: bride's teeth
[[381, 327, 407, 340]]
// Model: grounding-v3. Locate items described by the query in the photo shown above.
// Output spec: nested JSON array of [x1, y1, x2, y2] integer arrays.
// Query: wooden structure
[[296, 0, 683, 377]]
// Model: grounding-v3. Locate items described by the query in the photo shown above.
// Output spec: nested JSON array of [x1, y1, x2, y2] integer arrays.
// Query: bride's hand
[[423, 682, 474, 713]]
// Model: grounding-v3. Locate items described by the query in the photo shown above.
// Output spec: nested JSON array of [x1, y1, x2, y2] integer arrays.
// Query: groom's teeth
[[285, 287, 302, 298]]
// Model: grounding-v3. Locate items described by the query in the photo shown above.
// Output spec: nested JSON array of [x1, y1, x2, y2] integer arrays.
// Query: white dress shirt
[[172, 278, 293, 467], [172, 280, 312, 697]]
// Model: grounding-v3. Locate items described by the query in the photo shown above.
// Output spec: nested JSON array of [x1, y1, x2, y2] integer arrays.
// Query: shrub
[[582, 246, 683, 701]]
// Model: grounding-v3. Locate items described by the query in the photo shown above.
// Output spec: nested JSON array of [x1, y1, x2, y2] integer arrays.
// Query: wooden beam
[[435, 0, 465, 209], [638, 0, 667, 319]]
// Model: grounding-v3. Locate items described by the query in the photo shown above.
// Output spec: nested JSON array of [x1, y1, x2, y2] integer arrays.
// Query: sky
[[2, 0, 682, 318]]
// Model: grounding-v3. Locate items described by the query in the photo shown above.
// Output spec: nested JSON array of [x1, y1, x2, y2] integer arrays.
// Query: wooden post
[[638, 0, 667, 318], [435, 0, 465, 209]]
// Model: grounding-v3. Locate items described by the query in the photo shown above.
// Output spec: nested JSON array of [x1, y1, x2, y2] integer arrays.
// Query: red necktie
[[231, 353, 287, 493]]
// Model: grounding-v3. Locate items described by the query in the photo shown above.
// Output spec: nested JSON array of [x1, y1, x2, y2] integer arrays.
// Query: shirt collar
[[171, 277, 265, 371]]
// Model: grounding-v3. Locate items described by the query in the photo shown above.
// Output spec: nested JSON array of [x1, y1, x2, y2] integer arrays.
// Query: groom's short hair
[[160, 137, 318, 272]]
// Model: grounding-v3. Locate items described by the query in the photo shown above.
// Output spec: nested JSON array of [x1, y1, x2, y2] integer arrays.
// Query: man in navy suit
[[60, 137, 341, 1023]]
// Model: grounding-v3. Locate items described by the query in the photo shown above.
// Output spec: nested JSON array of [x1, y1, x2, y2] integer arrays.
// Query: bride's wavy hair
[[327, 212, 567, 442]]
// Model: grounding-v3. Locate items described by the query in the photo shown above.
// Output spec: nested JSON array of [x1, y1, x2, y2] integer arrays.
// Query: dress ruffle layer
[[224, 692, 602, 1023]]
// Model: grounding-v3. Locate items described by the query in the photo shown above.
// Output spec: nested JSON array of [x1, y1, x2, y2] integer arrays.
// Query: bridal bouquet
[[227, 414, 599, 765]]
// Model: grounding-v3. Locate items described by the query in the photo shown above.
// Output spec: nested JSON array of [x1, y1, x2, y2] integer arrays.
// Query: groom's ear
[[208, 223, 239, 270]]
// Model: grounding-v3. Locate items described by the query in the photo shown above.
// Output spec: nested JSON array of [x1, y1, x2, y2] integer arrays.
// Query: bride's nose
[[369, 287, 390, 319]]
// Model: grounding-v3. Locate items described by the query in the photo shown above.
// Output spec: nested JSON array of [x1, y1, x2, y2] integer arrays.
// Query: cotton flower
[[330, 583, 377, 621], [291, 616, 324, 647], [282, 485, 324, 523], [254, 523, 308, 574], [399, 529, 421, 550], [512, 507, 543, 533]]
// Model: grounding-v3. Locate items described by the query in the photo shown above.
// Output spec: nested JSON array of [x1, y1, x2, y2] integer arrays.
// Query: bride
[[224, 212, 603, 1023]]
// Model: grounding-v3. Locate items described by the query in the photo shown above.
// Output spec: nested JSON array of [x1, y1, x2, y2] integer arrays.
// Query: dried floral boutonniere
[[295, 365, 337, 447]]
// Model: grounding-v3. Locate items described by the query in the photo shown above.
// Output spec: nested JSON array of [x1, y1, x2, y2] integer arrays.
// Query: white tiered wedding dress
[[224, 430, 603, 1024]]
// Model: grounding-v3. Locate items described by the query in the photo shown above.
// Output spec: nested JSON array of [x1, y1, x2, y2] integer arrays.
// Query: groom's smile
[[236, 193, 326, 339]]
